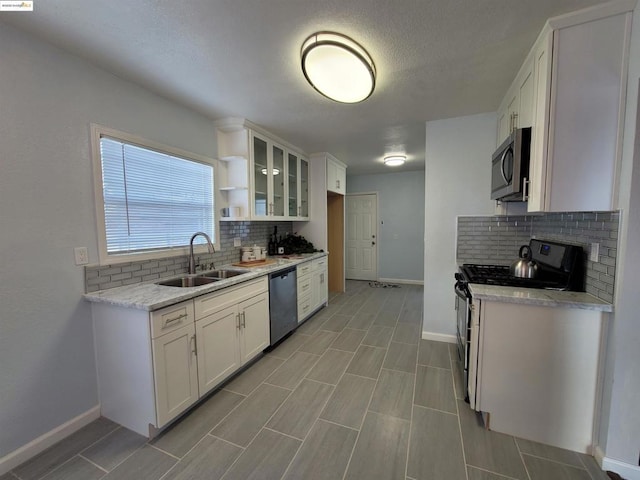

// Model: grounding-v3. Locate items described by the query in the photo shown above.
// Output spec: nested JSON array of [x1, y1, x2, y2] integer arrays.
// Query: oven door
[[454, 283, 471, 402]]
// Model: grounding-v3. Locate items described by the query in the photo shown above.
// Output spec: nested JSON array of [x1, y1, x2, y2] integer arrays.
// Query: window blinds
[[99, 136, 214, 254]]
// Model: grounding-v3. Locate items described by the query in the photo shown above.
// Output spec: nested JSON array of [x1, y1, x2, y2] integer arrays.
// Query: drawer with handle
[[150, 301, 195, 338], [298, 294, 313, 322], [297, 261, 312, 276], [297, 274, 312, 296]]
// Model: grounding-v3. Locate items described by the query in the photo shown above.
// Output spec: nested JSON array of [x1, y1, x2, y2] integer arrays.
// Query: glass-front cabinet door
[[252, 134, 269, 218], [288, 153, 298, 217], [250, 130, 309, 220], [272, 144, 285, 217], [300, 157, 309, 218]]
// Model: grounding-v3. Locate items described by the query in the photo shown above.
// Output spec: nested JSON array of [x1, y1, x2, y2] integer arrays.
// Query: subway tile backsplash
[[85, 221, 295, 292], [457, 211, 620, 303]]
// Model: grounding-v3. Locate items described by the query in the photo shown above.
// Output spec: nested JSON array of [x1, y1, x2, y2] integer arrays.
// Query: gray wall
[[423, 112, 497, 338], [347, 171, 425, 282], [0, 23, 219, 456]]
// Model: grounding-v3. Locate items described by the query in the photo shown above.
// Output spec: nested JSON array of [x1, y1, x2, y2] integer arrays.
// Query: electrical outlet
[[74, 247, 89, 265], [233, 237, 241, 247], [590, 243, 600, 262]]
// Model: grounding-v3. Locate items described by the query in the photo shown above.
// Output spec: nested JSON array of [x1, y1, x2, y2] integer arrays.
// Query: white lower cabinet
[[152, 322, 199, 428], [297, 256, 329, 323], [312, 257, 328, 309], [92, 276, 269, 437], [194, 289, 269, 398], [239, 292, 270, 362], [473, 299, 604, 453], [195, 305, 241, 398]]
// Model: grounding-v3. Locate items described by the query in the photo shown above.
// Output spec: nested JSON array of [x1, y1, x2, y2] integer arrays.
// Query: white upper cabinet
[[251, 132, 286, 219], [327, 156, 347, 195], [287, 151, 310, 219], [496, 57, 535, 146], [498, 1, 633, 212], [215, 118, 310, 220]]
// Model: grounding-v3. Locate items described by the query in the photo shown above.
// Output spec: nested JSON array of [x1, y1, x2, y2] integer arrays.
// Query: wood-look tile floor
[[7, 281, 609, 480]]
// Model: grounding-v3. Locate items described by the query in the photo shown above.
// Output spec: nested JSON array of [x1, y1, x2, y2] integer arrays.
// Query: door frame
[[345, 192, 379, 281]]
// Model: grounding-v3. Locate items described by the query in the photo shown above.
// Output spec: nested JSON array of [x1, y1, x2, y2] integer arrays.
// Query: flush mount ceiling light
[[301, 32, 376, 103], [384, 155, 406, 167]]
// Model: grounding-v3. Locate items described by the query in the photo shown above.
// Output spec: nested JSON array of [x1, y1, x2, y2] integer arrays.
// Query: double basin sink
[[156, 269, 245, 288]]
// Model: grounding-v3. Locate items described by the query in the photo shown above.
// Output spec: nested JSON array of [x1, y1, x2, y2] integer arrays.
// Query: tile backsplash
[[85, 221, 296, 292], [457, 211, 620, 303]]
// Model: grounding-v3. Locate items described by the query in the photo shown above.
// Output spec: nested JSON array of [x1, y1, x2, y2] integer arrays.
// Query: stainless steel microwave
[[491, 127, 531, 201]]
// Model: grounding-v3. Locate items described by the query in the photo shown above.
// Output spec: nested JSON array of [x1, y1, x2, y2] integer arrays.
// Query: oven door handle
[[455, 283, 471, 300]]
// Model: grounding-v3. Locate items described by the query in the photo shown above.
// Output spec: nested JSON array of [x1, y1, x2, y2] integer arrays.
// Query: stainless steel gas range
[[454, 239, 584, 402]]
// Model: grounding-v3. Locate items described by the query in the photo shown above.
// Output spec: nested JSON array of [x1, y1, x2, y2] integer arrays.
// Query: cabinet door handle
[[241, 311, 246, 329], [336, 179, 340, 189], [522, 177, 529, 201], [164, 313, 187, 328], [298, 205, 301, 216], [236, 313, 241, 330], [191, 334, 197, 356]]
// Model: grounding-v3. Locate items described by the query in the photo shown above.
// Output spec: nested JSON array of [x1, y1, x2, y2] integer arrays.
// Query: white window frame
[[90, 124, 220, 265]]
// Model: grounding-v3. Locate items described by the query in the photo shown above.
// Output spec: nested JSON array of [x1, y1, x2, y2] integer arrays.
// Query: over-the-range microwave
[[491, 127, 531, 201]]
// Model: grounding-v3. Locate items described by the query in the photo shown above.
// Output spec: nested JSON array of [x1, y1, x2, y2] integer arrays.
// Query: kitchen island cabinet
[[472, 299, 606, 453], [92, 276, 268, 437]]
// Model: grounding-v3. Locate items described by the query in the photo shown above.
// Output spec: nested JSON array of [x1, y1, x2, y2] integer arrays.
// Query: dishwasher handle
[[271, 266, 296, 280]]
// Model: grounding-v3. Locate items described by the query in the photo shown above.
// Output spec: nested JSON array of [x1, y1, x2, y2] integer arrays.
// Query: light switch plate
[[590, 243, 600, 262], [233, 237, 241, 247], [74, 247, 89, 265]]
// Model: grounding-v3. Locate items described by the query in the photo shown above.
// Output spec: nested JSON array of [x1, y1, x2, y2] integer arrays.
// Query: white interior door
[[346, 193, 378, 280]]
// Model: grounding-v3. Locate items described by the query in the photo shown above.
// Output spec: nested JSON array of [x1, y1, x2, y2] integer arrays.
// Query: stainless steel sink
[[199, 269, 245, 279], [156, 276, 221, 288]]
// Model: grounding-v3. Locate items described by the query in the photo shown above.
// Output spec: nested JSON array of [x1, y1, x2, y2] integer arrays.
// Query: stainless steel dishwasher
[[269, 266, 298, 345]]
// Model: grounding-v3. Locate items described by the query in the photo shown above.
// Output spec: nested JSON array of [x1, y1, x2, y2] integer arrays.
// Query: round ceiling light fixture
[[301, 32, 376, 104], [384, 155, 406, 167]]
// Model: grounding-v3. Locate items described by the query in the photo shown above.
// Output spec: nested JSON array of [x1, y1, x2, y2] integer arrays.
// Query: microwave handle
[[500, 148, 511, 184], [522, 177, 529, 201]]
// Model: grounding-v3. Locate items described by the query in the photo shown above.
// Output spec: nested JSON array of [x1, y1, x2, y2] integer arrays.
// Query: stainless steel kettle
[[510, 245, 539, 278]]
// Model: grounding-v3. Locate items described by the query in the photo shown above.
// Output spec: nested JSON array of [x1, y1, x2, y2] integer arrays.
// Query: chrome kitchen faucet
[[189, 232, 215, 274]]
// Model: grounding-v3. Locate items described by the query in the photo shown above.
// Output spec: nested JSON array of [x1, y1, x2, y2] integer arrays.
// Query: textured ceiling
[[2, 0, 610, 174]]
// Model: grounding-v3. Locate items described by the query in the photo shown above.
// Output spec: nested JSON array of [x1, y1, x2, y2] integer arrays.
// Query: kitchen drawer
[[297, 261, 313, 276], [298, 294, 313, 323], [313, 257, 327, 271], [195, 276, 268, 320], [297, 273, 312, 297], [150, 301, 195, 339]]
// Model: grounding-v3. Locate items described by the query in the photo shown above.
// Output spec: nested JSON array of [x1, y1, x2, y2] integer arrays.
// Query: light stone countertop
[[468, 284, 613, 312], [84, 252, 327, 311]]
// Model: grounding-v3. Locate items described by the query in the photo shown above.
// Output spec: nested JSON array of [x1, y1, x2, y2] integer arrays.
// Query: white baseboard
[[594, 445, 640, 480], [422, 331, 457, 343], [377, 278, 424, 286], [0, 405, 101, 476]]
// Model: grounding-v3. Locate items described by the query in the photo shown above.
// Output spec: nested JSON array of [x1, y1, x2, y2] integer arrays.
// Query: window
[[91, 125, 216, 264]]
